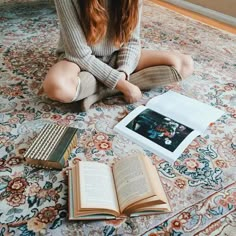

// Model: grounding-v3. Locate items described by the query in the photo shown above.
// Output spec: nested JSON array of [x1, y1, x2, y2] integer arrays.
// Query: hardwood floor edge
[[150, 0, 236, 34]]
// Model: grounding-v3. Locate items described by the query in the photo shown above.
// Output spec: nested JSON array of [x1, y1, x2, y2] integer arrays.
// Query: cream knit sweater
[[54, 0, 142, 89]]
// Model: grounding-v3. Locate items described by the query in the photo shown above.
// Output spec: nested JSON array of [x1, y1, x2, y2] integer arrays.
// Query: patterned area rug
[[0, 1, 236, 235]]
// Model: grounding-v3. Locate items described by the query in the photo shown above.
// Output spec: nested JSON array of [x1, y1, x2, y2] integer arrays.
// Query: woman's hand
[[115, 74, 142, 103]]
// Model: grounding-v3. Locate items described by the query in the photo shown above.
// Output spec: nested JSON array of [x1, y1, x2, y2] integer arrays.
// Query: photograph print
[[126, 108, 193, 152]]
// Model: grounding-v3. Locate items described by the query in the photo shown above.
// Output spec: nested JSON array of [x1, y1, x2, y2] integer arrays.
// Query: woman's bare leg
[[135, 49, 194, 78], [43, 60, 80, 102]]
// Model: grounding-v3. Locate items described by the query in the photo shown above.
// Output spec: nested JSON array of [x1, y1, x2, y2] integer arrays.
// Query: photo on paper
[[126, 108, 193, 152]]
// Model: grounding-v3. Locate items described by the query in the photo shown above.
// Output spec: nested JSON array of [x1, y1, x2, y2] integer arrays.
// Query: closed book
[[24, 123, 78, 169]]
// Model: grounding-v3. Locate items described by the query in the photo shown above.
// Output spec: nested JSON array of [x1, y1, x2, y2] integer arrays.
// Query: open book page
[[112, 154, 156, 212], [146, 91, 224, 134], [78, 161, 119, 213], [114, 106, 200, 163], [114, 91, 225, 163], [121, 157, 170, 214], [143, 156, 169, 203]]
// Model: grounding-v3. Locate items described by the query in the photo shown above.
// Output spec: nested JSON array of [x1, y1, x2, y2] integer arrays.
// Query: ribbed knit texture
[[72, 71, 99, 101], [54, 0, 142, 89], [79, 66, 183, 111]]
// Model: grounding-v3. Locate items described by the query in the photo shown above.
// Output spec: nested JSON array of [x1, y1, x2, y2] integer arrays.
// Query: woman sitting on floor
[[43, 0, 194, 111]]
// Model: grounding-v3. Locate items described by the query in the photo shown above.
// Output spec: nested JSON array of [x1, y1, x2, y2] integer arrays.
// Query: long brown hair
[[78, 0, 139, 46]]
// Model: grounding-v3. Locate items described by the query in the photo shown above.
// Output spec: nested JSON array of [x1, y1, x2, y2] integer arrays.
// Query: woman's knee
[[43, 61, 80, 103], [180, 54, 194, 78], [43, 75, 62, 102], [171, 53, 194, 78], [43, 73, 77, 103]]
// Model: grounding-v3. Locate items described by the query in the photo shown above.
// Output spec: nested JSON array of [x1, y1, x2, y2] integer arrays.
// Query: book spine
[[49, 127, 78, 163], [24, 124, 78, 169]]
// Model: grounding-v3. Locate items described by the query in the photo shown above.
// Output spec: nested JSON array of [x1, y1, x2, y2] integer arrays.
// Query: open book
[[68, 153, 171, 220], [114, 91, 224, 163]]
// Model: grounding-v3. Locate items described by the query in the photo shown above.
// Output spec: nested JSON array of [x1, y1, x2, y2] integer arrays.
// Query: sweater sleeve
[[54, 0, 124, 89], [116, 1, 143, 77]]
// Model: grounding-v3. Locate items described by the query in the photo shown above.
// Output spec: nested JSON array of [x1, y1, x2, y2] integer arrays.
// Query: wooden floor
[[151, 0, 236, 34]]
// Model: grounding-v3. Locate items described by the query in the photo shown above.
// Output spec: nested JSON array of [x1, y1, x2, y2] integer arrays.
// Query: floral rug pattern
[[0, 1, 236, 235]]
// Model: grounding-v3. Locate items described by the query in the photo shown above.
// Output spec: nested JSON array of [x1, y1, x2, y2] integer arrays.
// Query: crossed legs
[[43, 50, 194, 110]]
